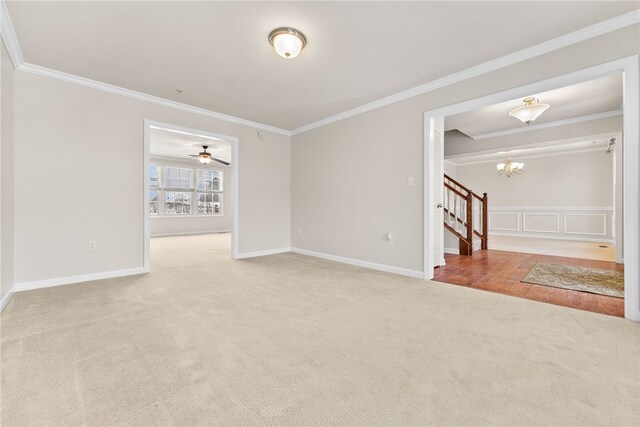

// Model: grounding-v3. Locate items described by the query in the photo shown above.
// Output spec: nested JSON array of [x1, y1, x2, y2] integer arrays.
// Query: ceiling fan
[[188, 145, 230, 166]]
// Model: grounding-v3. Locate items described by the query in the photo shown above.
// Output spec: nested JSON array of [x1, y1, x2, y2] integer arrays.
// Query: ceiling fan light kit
[[188, 145, 230, 166], [509, 97, 550, 125]]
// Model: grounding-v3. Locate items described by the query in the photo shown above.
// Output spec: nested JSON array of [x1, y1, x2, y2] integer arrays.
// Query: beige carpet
[[1, 234, 638, 426]]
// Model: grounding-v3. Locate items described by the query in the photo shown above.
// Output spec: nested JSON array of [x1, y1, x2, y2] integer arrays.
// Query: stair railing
[[443, 174, 488, 254]]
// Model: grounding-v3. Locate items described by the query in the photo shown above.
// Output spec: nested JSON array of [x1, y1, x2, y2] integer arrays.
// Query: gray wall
[[1, 40, 15, 303], [291, 25, 639, 273], [13, 71, 290, 284], [149, 156, 232, 237]]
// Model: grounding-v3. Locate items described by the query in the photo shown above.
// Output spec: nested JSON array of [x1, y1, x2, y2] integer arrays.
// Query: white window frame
[[196, 169, 224, 216]]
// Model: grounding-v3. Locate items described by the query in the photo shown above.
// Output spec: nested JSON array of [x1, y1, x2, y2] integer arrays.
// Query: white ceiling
[[445, 72, 623, 138], [7, 1, 638, 130], [149, 127, 231, 163]]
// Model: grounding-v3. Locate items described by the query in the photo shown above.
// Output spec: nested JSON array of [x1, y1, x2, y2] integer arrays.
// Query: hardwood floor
[[433, 250, 624, 317]]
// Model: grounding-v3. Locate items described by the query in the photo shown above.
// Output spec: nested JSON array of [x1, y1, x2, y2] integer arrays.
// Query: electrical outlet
[[386, 232, 393, 245], [297, 227, 302, 235], [407, 176, 414, 186], [88, 240, 97, 251]]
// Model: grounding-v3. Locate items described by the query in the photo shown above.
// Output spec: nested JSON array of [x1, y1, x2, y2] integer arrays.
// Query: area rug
[[522, 263, 624, 298]]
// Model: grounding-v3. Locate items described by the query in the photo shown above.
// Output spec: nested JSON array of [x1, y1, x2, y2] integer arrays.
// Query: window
[[149, 165, 161, 215], [197, 193, 221, 214], [165, 191, 192, 215], [148, 164, 223, 217], [196, 170, 223, 191], [149, 191, 159, 215], [196, 169, 223, 215], [165, 167, 192, 189]]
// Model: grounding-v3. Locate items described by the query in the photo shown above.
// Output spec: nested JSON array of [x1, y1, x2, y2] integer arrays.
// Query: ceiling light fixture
[[497, 157, 524, 178], [509, 97, 550, 125], [268, 27, 306, 59]]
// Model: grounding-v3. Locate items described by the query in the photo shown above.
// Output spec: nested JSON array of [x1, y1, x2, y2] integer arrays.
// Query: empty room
[[1, 1, 639, 426]]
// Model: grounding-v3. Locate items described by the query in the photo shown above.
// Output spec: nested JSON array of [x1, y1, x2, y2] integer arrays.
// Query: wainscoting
[[488, 207, 613, 242]]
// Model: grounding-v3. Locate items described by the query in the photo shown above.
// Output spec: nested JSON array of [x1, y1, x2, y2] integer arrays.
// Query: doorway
[[143, 120, 239, 271], [424, 57, 639, 321]]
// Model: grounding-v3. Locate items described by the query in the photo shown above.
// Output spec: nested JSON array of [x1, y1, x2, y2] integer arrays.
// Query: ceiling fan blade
[[212, 157, 230, 166], [188, 154, 199, 157]]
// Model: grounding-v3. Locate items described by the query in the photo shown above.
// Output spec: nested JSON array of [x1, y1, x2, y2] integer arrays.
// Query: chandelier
[[497, 158, 524, 177]]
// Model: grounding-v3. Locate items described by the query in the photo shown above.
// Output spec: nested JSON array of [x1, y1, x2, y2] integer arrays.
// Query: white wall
[[455, 150, 613, 207], [149, 156, 232, 237], [13, 71, 290, 284], [291, 24, 639, 273], [454, 150, 615, 241], [1, 40, 15, 304]]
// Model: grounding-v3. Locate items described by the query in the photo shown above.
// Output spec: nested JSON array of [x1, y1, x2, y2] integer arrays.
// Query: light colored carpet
[[523, 263, 624, 298], [1, 234, 638, 426]]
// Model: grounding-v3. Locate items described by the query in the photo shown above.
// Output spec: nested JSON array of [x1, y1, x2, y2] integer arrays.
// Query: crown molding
[[1, 0, 638, 137], [290, 10, 640, 136], [0, 0, 24, 67], [469, 110, 623, 140], [0, 1, 291, 136], [447, 146, 607, 166], [17, 63, 292, 136]]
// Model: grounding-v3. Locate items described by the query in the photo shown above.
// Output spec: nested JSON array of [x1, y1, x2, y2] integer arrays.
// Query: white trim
[[2, 1, 636, 137], [151, 230, 231, 238], [443, 248, 459, 255], [622, 57, 639, 321], [291, 11, 639, 135], [471, 110, 622, 140], [490, 231, 614, 244], [0, 287, 16, 313], [564, 213, 607, 236], [235, 247, 291, 260], [488, 212, 520, 232], [449, 147, 612, 167], [144, 120, 240, 271], [445, 132, 617, 163], [490, 206, 613, 212], [291, 247, 424, 279], [522, 213, 560, 234], [15, 63, 291, 136], [13, 268, 145, 293], [425, 56, 639, 321], [0, 0, 23, 67]]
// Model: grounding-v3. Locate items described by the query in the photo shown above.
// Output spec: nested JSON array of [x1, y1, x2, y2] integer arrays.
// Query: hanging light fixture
[[497, 157, 524, 178], [509, 97, 550, 125], [269, 27, 306, 59]]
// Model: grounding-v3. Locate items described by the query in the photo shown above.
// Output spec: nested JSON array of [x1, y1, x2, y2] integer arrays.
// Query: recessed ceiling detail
[[445, 72, 623, 139]]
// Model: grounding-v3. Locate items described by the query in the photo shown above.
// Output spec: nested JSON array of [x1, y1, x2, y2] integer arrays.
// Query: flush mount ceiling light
[[508, 97, 550, 125], [496, 157, 524, 178], [268, 27, 306, 59]]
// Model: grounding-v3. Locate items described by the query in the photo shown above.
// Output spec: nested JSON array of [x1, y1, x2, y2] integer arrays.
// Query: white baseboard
[[234, 247, 291, 260], [490, 231, 614, 244], [13, 267, 146, 293], [151, 230, 231, 238], [0, 287, 16, 313], [443, 248, 459, 255], [290, 247, 424, 279]]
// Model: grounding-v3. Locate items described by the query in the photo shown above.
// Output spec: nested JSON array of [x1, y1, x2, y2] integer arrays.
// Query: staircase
[[443, 174, 488, 255]]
